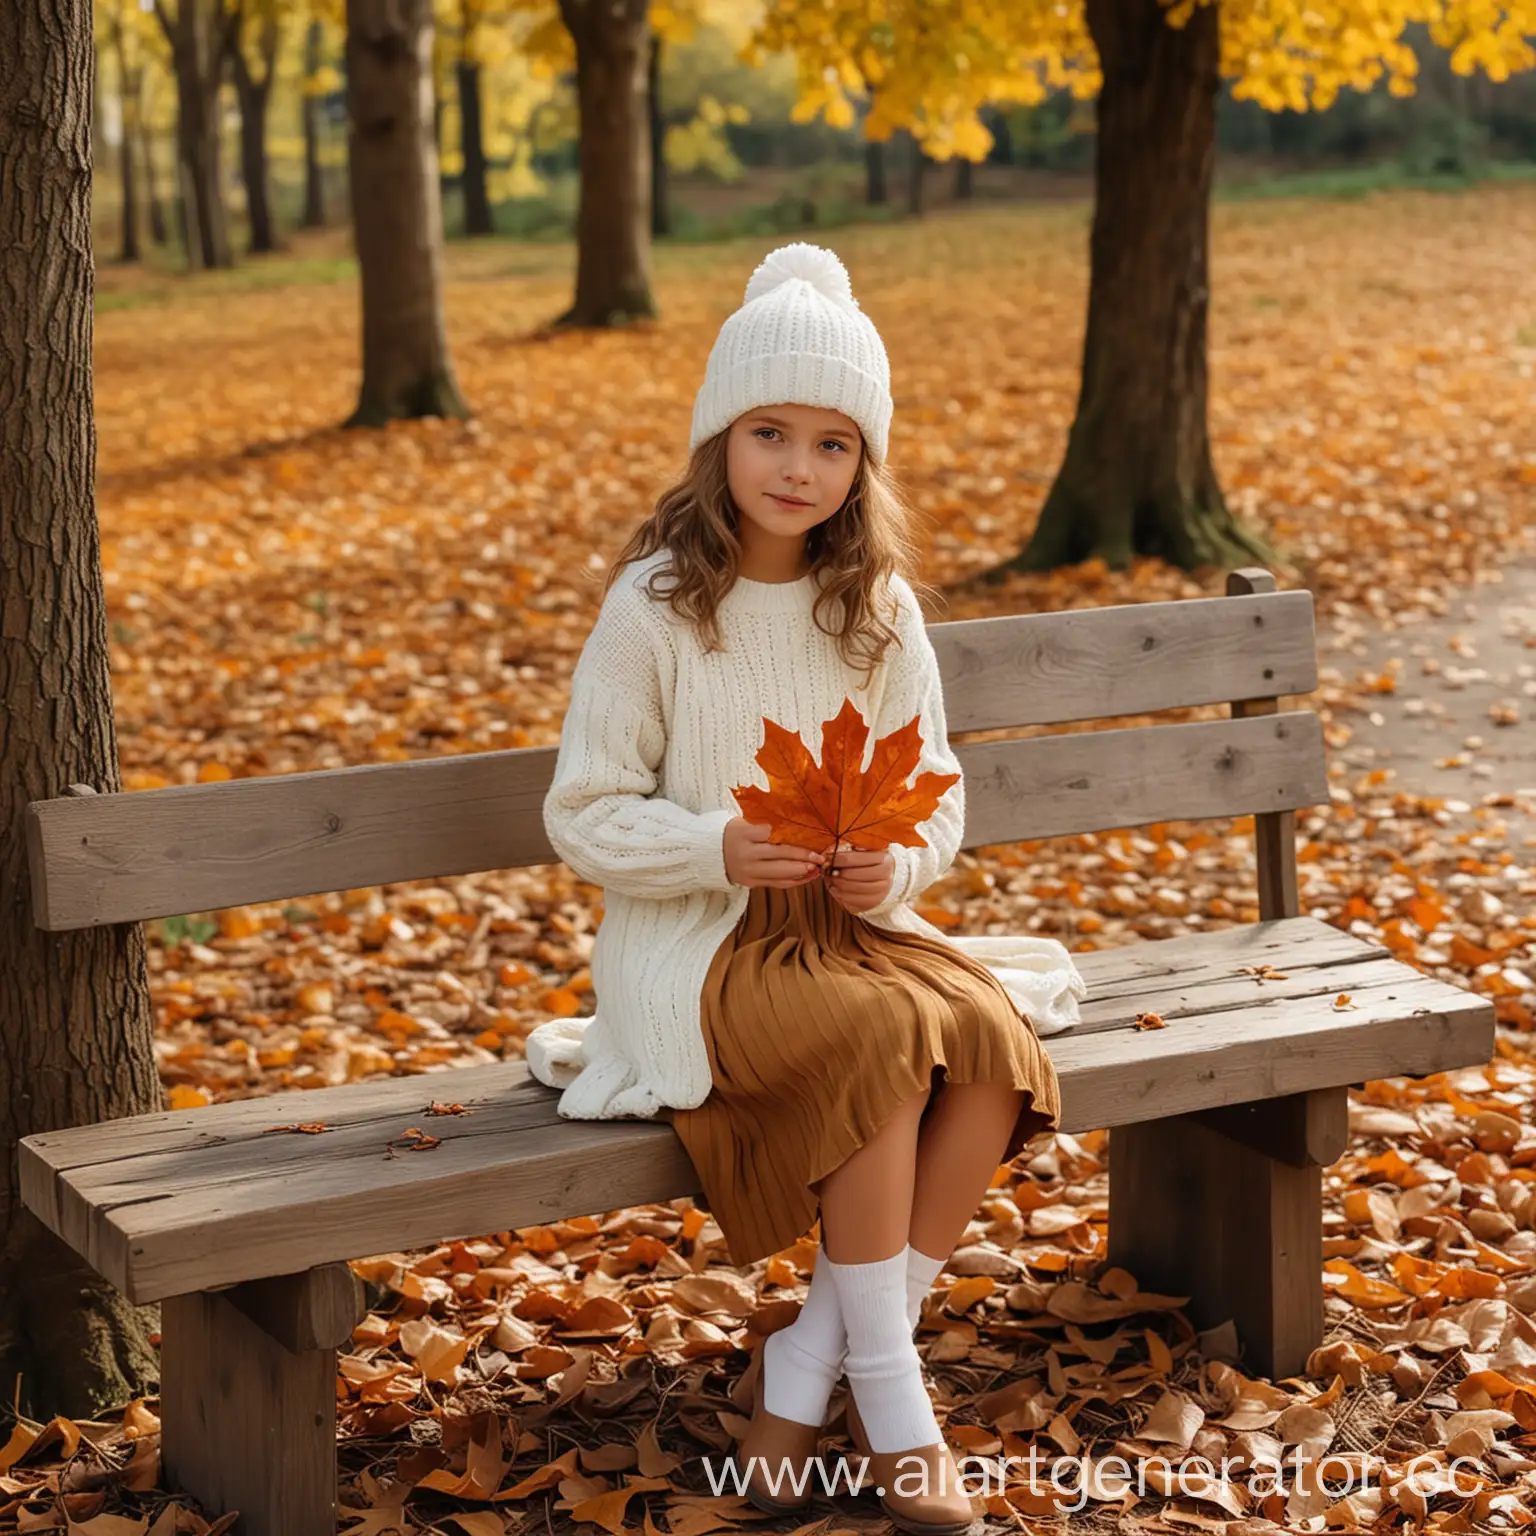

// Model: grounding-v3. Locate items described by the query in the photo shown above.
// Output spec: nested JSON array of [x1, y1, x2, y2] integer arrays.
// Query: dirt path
[[1319, 561, 1536, 843]]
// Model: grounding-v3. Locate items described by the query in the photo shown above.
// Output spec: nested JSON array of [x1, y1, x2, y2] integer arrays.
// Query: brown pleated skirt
[[661, 876, 1062, 1268]]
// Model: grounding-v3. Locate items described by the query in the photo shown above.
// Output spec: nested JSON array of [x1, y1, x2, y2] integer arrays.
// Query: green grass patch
[[1216, 159, 1536, 202], [96, 253, 358, 313]]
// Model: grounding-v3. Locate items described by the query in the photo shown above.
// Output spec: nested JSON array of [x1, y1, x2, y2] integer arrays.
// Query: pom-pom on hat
[[689, 242, 893, 465]]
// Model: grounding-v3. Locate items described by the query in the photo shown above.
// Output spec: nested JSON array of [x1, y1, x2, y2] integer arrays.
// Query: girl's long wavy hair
[[603, 425, 938, 691]]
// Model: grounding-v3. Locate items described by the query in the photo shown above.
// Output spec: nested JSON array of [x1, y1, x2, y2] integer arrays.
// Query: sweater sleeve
[[863, 577, 966, 920], [542, 577, 738, 901]]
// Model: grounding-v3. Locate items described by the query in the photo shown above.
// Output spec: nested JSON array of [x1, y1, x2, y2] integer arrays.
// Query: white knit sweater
[[524, 549, 1088, 1120]]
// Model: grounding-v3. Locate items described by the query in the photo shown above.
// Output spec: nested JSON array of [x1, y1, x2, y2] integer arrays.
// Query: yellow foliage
[[665, 107, 748, 177], [751, 0, 1536, 151], [304, 61, 341, 96]]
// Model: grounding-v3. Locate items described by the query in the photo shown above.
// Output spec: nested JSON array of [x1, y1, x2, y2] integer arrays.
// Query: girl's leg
[[909, 1081, 1028, 1262], [816, 1088, 946, 1453], [773, 1077, 1028, 1411], [762, 1088, 930, 1425], [815, 1086, 929, 1261]]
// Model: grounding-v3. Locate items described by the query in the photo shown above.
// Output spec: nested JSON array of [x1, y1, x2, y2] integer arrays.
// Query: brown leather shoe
[[838, 1390, 975, 1534], [735, 1352, 824, 1515], [865, 1438, 977, 1536]]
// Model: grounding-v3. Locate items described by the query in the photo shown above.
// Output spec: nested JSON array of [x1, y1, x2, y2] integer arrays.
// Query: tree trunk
[[996, 0, 1271, 573], [345, 0, 469, 424], [906, 130, 926, 216], [174, 148, 193, 256], [163, 0, 234, 269], [556, 0, 655, 326], [989, 105, 1014, 165], [954, 156, 973, 199], [143, 123, 168, 243], [111, 24, 141, 263], [119, 114, 140, 261], [229, 6, 279, 254], [649, 29, 668, 237], [865, 136, 886, 204], [301, 18, 325, 227], [0, 0, 164, 1420], [455, 56, 493, 235]]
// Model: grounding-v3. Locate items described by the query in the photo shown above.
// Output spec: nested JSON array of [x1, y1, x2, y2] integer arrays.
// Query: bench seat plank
[[18, 918, 1493, 1303]]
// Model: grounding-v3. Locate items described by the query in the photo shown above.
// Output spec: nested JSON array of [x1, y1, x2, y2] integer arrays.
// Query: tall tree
[[752, 0, 1536, 570], [227, 0, 283, 254], [455, 57, 493, 232], [905, 128, 926, 215], [345, 0, 470, 423], [454, 0, 495, 238], [555, 0, 656, 324], [301, 16, 327, 226], [103, 0, 145, 261], [1, 0, 164, 1415], [141, 86, 170, 244], [649, 29, 669, 236], [865, 136, 886, 203], [154, 0, 237, 268], [1020, 0, 1264, 568], [513, 0, 724, 323]]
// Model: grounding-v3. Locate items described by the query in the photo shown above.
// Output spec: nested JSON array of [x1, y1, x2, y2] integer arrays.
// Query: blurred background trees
[[90, 0, 1536, 270], [83, 0, 1536, 546]]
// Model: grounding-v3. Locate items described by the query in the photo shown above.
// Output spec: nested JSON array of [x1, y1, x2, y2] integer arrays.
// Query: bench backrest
[[25, 569, 1321, 932]]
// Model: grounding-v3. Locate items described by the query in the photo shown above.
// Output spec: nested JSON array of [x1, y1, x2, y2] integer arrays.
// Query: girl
[[526, 242, 1086, 1533]]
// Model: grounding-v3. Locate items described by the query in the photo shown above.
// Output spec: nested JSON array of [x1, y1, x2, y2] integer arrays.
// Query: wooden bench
[[20, 569, 1493, 1536]]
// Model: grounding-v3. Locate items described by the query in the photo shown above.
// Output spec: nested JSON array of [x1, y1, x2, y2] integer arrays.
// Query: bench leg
[[1108, 1090, 1342, 1380], [160, 1264, 361, 1536]]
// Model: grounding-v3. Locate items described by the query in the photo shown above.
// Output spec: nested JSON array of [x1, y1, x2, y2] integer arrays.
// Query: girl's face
[[725, 403, 863, 567]]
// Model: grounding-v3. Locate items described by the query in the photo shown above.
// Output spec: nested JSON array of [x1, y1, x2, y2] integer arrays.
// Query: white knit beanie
[[689, 242, 893, 465]]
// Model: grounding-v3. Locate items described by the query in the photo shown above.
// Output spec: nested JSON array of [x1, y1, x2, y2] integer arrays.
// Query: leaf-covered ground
[[5, 189, 1536, 1535]]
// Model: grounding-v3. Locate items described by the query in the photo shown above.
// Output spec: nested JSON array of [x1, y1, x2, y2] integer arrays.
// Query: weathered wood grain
[[1110, 1110, 1324, 1380], [962, 712, 1328, 847], [932, 588, 1316, 731], [219, 1260, 364, 1352], [18, 921, 1492, 1302], [1228, 569, 1301, 921], [27, 709, 1327, 931], [161, 1278, 341, 1536], [1186, 1085, 1350, 1169]]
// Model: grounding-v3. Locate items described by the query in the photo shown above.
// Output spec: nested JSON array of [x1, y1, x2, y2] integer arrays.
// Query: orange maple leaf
[[730, 697, 959, 861]]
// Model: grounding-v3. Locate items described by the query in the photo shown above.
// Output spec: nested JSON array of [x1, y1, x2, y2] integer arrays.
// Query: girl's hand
[[724, 818, 827, 889], [825, 846, 896, 915]]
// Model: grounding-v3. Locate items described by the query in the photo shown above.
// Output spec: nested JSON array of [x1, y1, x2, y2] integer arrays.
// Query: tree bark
[[455, 56, 493, 235], [0, 0, 164, 1419], [649, 30, 669, 238], [906, 130, 926, 216], [997, 0, 1271, 573], [143, 121, 168, 244], [111, 19, 141, 262], [119, 115, 140, 261], [865, 136, 886, 204], [988, 105, 1014, 165], [556, 0, 655, 326], [301, 17, 325, 227], [158, 0, 234, 269], [345, 0, 469, 424], [229, 2, 279, 254], [954, 156, 973, 199]]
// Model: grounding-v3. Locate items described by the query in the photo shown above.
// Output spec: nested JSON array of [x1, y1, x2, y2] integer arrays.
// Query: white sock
[[824, 1249, 941, 1452], [905, 1243, 947, 1335], [761, 1240, 950, 1425], [761, 1260, 844, 1424]]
